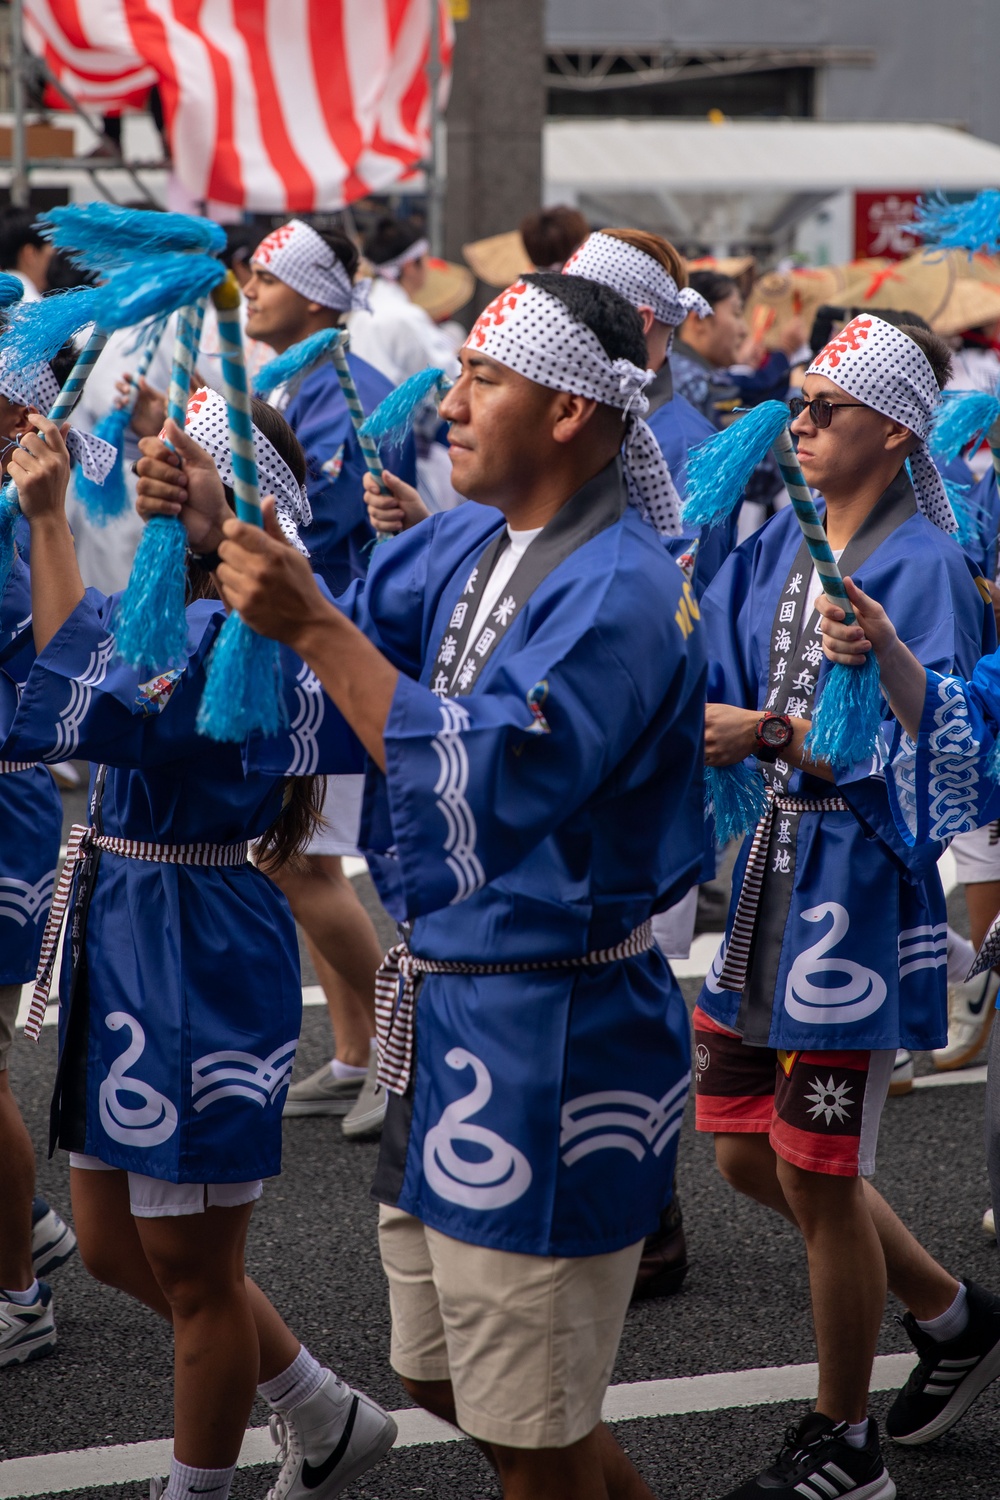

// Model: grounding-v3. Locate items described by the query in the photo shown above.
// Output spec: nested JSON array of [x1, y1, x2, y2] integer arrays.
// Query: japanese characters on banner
[[854, 192, 922, 260], [23, 0, 453, 213]]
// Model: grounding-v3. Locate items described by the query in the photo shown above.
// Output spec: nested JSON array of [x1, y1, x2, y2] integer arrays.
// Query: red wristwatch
[[754, 711, 793, 763]]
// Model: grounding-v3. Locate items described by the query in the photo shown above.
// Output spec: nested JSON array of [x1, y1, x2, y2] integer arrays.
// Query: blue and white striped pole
[[771, 425, 858, 625], [211, 286, 260, 524]]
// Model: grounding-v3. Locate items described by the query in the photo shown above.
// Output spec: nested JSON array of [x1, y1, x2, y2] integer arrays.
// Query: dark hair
[[363, 215, 423, 268], [0, 208, 45, 268], [525, 272, 648, 370], [313, 225, 360, 283], [223, 225, 256, 272], [183, 396, 320, 869], [898, 324, 953, 390], [519, 206, 589, 270], [688, 270, 739, 310]]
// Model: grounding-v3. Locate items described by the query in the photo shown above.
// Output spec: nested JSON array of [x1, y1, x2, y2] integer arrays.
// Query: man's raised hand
[[8, 414, 71, 520], [216, 500, 333, 647], [363, 468, 430, 536], [817, 576, 898, 666], [136, 420, 230, 553]]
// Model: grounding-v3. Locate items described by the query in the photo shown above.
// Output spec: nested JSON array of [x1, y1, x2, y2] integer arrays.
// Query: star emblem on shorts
[[804, 1075, 853, 1125]]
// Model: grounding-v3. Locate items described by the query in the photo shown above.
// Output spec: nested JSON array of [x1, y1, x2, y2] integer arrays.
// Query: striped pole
[[47, 328, 109, 424], [210, 273, 260, 524], [327, 331, 386, 488], [119, 331, 161, 420], [166, 298, 207, 432], [771, 424, 857, 625]]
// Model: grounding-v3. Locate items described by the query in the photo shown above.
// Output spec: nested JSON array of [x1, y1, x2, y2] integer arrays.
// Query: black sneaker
[[719, 1413, 895, 1500], [886, 1278, 1000, 1444]]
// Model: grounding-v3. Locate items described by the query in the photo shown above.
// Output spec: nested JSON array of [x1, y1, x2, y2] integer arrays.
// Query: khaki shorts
[[0, 984, 20, 1071], [378, 1205, 643, 1450]]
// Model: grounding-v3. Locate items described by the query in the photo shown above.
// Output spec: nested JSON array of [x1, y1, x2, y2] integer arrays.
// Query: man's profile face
[[243, 265, 311, 350], [439, 350, 562, 506], [791, 372, 903, 494]]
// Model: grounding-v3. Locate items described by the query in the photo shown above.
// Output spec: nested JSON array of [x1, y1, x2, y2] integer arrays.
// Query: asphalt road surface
[[1, 777, 997, 1500]]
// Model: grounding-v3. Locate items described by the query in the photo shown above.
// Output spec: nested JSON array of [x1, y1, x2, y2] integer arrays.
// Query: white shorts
[[651, 887, 698, 960], [69, 1153, 262, 1218], [306, 775, 364, 858], [951, 822, 1000, 885]]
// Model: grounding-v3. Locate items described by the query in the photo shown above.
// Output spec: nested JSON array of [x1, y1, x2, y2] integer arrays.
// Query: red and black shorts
[[692, 1006, 894, 1178]]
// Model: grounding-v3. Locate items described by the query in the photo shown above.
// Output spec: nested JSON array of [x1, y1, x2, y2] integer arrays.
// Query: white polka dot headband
[[182, 386, 312, 553], [465, 278, 681, 536], [564, 233, 712, 328], [0, 352, 117, 486], [807, 314, 955, 533], [252, 219, 370, 314]]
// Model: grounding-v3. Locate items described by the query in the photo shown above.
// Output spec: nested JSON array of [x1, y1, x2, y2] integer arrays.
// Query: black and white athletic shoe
[[265, 1370, 397, 1499], [31, 1198, 77, 1278], [719, 1413, 895, 1500], [0, 1281, 56, 1369], [886, 1278, 1000, 1444]]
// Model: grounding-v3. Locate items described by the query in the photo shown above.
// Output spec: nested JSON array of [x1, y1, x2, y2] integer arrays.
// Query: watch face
[[760, 716, 791, 748]]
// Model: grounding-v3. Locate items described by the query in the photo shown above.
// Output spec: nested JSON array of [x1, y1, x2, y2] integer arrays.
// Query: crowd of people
[[1, 196, 1000, 1500]]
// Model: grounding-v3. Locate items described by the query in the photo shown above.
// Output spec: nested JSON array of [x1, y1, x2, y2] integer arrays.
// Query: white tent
[[543, 119, 1000, 253]]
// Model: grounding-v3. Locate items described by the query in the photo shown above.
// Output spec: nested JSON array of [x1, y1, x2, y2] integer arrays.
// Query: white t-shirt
[[803, 546, 844, 636], [450, 524, 542, 690]]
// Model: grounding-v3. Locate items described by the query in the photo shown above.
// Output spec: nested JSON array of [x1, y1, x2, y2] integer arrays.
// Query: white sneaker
[[283, 1062, 365, 1118], [933, 971, 998, 1070], [341, 1047, 387, 1140], [31, 1197, 77, 1277], [48, 761, 81, 790], [265, 1370, 397, 1499], [889, 1048, 914, 1096], [984, 1207, 996, 1240], [0, 1282, 55, 1368]]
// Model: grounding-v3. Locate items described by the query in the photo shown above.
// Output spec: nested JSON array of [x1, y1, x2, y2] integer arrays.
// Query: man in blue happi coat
[[696, 314, 1000, 1500], [188, 272, 706, 1499]]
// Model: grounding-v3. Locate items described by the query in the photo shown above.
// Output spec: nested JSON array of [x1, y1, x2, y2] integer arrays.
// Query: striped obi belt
[[25, 822, 250, 1042], [717, 788, 849, 995], [0, 761, 36, 772], [375, 920, 657, 1096]]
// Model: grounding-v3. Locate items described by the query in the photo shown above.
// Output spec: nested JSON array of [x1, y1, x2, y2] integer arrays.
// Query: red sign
[[854, 192, 922, 260]]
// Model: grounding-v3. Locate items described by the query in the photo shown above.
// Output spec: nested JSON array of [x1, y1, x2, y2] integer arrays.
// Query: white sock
[[329, 1057, 368, 1081], [3, 1279, 40, 1305], [258, 1344, 326, 1411], [916, 1281, 969, 1342], [841, 1418, 869, 1449], [947, 929, 976, 986], [163, 1458, 235, 1500]]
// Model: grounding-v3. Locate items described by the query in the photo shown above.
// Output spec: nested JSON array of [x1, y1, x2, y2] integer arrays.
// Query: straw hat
[[930, 276, 1000, 336], [462, 231, 530, 288], [837, 252, 957, 325], [744, 265, 848, 348], [686, 255, 756, 278], [412, 257, 475, 321]]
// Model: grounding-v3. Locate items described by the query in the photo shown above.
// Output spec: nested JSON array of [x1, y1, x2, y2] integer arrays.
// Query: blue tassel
[[0, 273, 24, 309], [38, 205, 226, 271], [939, 470, 993, 553], [4, 286, 101, 365], [913, 190, 1000, 255], [986, 736, 1000, 784], [72, 404, 131, 525], [705, 762, 769, 845], [683, 400, 791, 528], [196, 614, 287, 742], [929, 389, 1000, 463], [359, 367, 448, 448], [0, 486, 18, 597], [112, 516, 189, 672], [253, 328, 341, 397], [806, 654, 883, 772]]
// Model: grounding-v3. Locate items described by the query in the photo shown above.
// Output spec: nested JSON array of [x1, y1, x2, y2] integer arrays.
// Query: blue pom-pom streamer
[[38, 205, 226, 271], [4, 286, 101, 365], [196, 615, 287, 742], [913, 190, 1000, 255], [73, 404, 131, 524], [0, 273, 24, 309], [938, 469, 993, 553], [359, 367, 448, 448], [90, 253, 226, 338], [253, 328, 342, 397], [683, 400, 791, 528], [705, 762, 769, 845], [986, 735, 1000, 784], [112, 515, 189, 672], [806, 653, 884, 774], [929, 389, 1000, 464], [0, 486, 18, 598]]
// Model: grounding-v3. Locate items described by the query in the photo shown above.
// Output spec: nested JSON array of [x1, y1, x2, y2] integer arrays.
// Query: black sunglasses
[[787, 396, 869, 428]]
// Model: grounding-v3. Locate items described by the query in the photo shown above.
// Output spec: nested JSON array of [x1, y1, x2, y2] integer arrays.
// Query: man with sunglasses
[[693, 315, 1000, 1500]]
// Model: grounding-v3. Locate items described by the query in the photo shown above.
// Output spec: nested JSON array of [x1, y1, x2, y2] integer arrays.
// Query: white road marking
[[0, 1354, 917, 1497]]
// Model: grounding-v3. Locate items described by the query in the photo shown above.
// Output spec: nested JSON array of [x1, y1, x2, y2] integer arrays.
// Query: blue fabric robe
[[0, 556, 62, 985], [1, 593, 301, 1183], [287, 354, 417, 597], [250, 463, 707, 1256], [696, 485, 992, 1053]]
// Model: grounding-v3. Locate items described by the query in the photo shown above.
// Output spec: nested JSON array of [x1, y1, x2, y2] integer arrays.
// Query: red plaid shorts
[[692, 1006, 895, 1178]]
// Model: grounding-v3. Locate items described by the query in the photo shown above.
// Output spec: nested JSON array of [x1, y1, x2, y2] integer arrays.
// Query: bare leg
[[964, 880, 1000, 952], [776, 1161, 885, 1423], [274, 856, 380, 1068], [0, 1064, 35, 1290]]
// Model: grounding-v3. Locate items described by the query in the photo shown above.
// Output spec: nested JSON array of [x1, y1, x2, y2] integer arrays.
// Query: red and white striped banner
[[23, 0, 453, 212]]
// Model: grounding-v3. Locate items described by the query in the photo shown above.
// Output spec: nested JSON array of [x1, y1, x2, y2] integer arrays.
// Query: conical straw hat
[[462, 231, 530, 288], [412, 257, 475, 321]]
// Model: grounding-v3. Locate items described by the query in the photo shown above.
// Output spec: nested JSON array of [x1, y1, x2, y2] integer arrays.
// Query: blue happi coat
[[0, 592, 301, 1182], [696, 476, 992, 1053], [0, 556, 62, 985], [250, 459, 707, 1256]]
